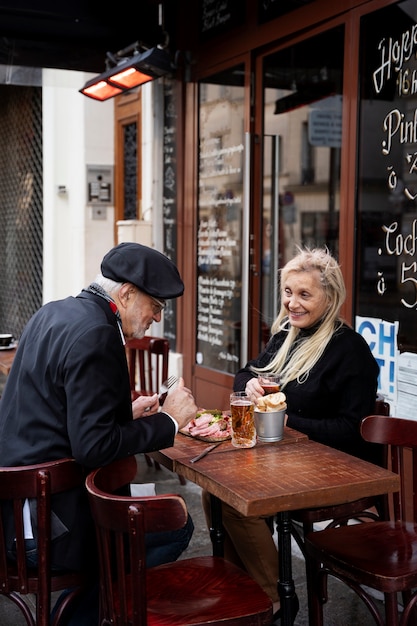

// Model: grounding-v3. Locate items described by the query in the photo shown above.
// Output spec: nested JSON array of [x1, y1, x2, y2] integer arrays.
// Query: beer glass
[[258, 374, 281, 395], [229, 391, 256, 448]]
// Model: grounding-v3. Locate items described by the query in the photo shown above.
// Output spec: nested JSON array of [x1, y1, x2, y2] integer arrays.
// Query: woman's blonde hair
[[253, 247, 346, 387]]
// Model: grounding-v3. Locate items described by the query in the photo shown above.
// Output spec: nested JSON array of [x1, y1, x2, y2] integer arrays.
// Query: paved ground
[[138, 456, 388, 626], [0, 421, 392, 625]]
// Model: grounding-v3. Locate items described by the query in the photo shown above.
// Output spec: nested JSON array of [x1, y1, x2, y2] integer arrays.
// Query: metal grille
[[0, 85, 43, 340], [123, 121, 137, 220]]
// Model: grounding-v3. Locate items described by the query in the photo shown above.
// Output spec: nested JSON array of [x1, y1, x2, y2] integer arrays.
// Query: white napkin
[[130, 483, 156, 496]]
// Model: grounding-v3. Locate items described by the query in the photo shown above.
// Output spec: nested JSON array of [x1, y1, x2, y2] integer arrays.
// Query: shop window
[[261, 26, 343, 334], [196, 64, 245, 373], [355, 1, 417, 356], [114, 91, 141, 224]]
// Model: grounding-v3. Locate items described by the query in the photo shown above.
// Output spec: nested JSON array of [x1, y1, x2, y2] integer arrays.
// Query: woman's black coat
[[234, 323, 381, 464]]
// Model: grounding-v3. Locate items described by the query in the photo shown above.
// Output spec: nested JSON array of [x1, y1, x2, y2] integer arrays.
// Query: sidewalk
[[0, 452, 385, 625], [143, 455, 385, 626]]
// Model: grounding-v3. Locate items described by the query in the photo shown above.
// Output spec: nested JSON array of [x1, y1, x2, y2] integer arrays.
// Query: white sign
[[396, 353, 417, 420]]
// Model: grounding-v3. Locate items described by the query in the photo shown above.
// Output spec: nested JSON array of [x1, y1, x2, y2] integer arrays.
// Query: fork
[[158, 375, 178, 404], [143, 375, 178, 411]]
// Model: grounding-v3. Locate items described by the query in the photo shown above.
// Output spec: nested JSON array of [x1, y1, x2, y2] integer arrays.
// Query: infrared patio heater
[[79, 42, 173, 101]]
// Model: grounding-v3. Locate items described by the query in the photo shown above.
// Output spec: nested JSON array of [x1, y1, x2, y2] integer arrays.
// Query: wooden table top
[[155, 435, 400, 518], [0, 346, 17, 376], [150, 426, 308, 472]]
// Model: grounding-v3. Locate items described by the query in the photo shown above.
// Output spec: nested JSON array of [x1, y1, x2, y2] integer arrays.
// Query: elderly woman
[[203, 247, 380, 624]]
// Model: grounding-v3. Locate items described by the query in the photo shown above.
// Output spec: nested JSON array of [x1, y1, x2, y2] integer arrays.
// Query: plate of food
[[180, 409, 232, 442]]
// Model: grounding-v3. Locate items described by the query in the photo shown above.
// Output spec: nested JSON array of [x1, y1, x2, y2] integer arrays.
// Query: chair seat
[[0, 458, 90, 626], [305, 520, 417, 592], [87, 457, 272, 626], [115, 556, 272, 625]]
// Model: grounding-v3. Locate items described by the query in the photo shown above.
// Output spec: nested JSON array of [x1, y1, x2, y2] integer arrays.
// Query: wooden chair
[[125, 336, 181, 480], [305, 414, 417, 626], [289, 398, 390, 557], [86, 455, 273, 626], [0, 458, 90, 626], [125, 336, 169, 402]]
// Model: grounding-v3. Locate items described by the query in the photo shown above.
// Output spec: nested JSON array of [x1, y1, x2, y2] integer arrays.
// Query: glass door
[[196, 64, 247, 374], [257, 26, 344, 349]]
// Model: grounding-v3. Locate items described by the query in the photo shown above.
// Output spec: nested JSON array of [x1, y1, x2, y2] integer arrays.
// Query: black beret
[[101, 242, 184, 299]]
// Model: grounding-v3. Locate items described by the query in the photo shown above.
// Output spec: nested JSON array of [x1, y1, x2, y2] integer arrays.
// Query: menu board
[[196, 67, 245, 373], [162, 78, 178, 351]]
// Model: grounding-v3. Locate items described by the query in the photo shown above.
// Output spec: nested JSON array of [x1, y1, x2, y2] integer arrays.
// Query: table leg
[[209, 494, 224, 557], [277, 510, 296, 626]]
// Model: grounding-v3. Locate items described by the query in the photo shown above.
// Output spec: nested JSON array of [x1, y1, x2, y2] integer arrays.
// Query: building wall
[[42, 69, 115, 302]]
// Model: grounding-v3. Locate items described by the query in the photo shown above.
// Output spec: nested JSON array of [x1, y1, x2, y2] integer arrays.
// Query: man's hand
[[132, 393, 159, 419], [161, 377, 197, 431]]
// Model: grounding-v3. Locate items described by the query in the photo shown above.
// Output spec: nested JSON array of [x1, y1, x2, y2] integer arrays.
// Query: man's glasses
[[150, 296, 166, 315]]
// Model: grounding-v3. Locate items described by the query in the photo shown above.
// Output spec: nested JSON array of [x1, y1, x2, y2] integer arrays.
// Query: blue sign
[[355, 316, 398, 402]]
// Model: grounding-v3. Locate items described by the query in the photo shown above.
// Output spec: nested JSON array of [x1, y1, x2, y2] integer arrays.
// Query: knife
[[190, 442, 222, 463]]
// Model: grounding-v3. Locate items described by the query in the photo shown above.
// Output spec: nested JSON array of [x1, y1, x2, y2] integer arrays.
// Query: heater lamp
[[80, 46, 173, 101]]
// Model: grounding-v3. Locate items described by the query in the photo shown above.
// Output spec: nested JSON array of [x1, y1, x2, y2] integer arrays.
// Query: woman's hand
[[132, 393, 159, 419], [244, 377, 264, 403]]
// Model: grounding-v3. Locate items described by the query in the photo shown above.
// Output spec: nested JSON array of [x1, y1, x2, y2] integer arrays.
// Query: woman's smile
[[283, 270, 328, 329]]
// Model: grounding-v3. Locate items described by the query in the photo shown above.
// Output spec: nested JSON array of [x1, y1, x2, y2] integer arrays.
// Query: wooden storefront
[[119, 0, 417, 414]]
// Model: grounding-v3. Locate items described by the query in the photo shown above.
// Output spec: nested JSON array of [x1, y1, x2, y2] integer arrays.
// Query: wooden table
[[151, 430, 400, 626], [150, 425, 308, 471], [0, 346, 17, 376]]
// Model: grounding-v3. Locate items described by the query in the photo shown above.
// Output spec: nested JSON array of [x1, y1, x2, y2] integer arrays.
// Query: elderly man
[[0, 242, 197, 624]]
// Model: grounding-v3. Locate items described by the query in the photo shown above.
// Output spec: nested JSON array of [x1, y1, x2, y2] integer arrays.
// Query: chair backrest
[[85, 456, 188, 626], [0, 458, 86, 625], [374, 398, 390, 417], [361, 415, 417, 523], [125, 336, 169, 396]]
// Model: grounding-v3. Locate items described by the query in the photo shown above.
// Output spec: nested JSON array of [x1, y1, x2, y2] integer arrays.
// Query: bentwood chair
[[0, 458, 90, 626], [289, 398, 390, 557], [305, 414, 417, 626], [86, 455, 273, 626], [125, 336, 169, 402], [125, 336, 183, 480]]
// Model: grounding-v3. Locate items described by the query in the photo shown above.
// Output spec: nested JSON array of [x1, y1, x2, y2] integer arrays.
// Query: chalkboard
[[162, 78, 178, 351]]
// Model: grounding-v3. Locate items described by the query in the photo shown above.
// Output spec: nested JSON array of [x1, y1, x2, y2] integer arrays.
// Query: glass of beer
[[230, 391, 256, 448], [258, 374, 281, 395]]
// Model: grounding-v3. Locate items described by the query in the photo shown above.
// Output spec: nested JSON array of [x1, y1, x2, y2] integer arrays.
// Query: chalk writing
[[377, 219, 417, 308], [371, 19, 417, 310], [162, 79, 178, 347], [196, 68, 245, 372], [373, 28, 417, 93], [197, 276, 237, 347]]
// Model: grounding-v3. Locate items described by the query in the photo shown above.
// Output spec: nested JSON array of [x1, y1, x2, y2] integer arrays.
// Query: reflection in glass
[[261, 27, 344, 333], [196, 65, 245, 373]]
